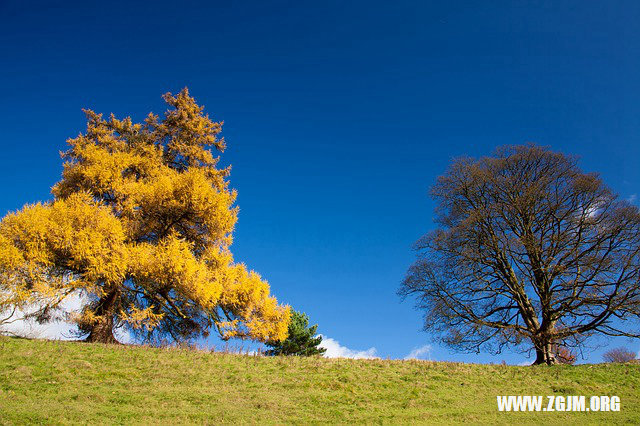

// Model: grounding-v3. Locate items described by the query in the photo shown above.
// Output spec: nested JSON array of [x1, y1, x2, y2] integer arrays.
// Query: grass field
[[0, 336, 638, 424]]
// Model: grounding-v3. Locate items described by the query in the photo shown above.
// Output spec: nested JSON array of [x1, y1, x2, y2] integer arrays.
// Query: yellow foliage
[[119, 305, 164, 332], [0, 193, 127, 299], [202, 248, 292, 342], [0, 89, 290, 343]]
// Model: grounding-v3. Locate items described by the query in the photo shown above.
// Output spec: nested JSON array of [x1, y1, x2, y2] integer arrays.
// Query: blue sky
[[1, 1, 639, 364]]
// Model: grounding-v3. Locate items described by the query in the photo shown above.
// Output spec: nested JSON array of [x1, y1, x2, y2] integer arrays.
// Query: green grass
[[0, 336, 638, 424]]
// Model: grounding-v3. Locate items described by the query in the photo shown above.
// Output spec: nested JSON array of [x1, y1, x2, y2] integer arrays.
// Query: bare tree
[[400, 145, 640, 365], [602, 347, 637, 363]]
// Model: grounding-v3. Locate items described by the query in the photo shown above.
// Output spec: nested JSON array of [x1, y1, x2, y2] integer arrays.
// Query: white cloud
[[585, 204, 600, 218], [404, 344, 432, 360], [115, 327, 133, 344], [1, 293, 133, 343], [319, 335, 378, 359], [627, 194, 637, 204], [0, 293, 86, 340]]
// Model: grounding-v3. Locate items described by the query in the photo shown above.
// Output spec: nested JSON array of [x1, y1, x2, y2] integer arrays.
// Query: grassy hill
[[0, 336, 638, 424]]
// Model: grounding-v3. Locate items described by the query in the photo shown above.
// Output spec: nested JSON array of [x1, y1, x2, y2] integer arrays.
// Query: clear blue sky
[[1, 1, 639, 363]]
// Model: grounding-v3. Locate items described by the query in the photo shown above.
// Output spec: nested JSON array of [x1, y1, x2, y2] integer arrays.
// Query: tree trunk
[[532, 341, 557, 365], [85, 288, 120, 344]]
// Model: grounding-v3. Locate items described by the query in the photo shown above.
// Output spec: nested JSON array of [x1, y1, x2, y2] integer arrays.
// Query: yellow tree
[[0, 89, 290, 344]]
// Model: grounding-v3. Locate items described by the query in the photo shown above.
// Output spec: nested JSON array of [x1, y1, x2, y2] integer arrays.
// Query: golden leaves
[[0, 193, 128, 312], [119, 305, 164, 331], [130, 236, 223, 310]]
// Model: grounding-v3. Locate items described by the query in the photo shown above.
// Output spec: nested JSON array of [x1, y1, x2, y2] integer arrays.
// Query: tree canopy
[[400, 145, 640, 364], [265, 310, 326, 356], [602, 347, 637, 363], [0, 89, 291, 344]]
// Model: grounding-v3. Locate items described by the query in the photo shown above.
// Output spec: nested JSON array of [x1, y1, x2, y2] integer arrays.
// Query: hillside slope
[[0, 337, 638, 424]]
